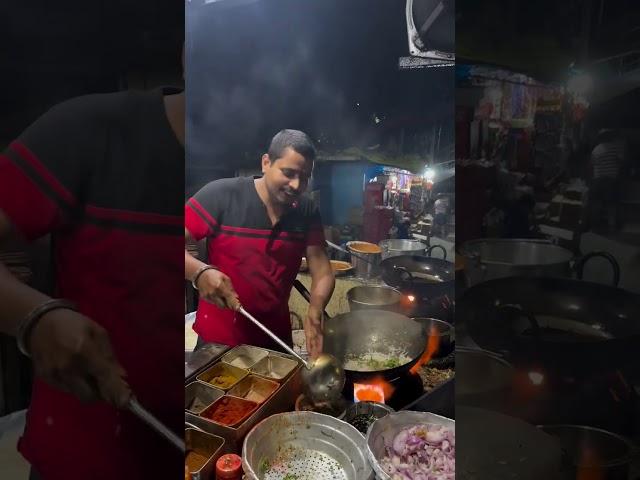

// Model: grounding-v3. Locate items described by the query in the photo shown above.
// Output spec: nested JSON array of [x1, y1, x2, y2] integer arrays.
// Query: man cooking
[[184, 129, 335, 358], [0, 85, 185, 478]]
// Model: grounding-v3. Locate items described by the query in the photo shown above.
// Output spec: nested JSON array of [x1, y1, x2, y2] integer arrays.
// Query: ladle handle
[[237, 306, 310, 368], [128, 398, 185, 452], [292, 280, 332, 320]]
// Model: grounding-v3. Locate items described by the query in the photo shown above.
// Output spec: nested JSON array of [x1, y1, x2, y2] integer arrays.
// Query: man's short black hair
[[268, 129, 316, 163]]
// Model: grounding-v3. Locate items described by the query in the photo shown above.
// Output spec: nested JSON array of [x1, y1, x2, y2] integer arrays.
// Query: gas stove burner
[[429, 350, 455, 369], [344, 374, 424, 411]]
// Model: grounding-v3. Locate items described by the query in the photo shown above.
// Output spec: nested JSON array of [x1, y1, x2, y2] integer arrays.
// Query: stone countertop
[[288, 273, 382, 328]]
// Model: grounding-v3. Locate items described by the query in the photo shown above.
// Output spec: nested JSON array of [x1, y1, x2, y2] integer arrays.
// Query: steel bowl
[[339, 401, 394, 435], [242, 411, 374, 480], [365, 411, 454, 480]]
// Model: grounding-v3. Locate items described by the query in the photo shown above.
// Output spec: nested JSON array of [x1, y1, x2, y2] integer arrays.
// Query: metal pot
[[412, 318, 454, 357], [538, 425, 636, 480], [461, 238, 620, 287], [346, 241, 381, 279], [378, 239, 426, 260], [242, 412, 374, 480], [346, 285, 403, 312]]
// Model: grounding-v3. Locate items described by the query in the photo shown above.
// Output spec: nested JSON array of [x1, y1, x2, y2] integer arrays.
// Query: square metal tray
[[222, 345, 269, 370], [185, 343, 230, 381], [185, 349, 302, 452]]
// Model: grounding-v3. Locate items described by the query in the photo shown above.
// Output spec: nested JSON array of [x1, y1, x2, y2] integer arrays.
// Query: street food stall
[[184, 257, 456, 478]]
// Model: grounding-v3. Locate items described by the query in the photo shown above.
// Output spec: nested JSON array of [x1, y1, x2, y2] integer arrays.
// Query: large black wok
[[458, 276, 640, 371], [293, 280, 428, 382], [380, 245, 455, 299]]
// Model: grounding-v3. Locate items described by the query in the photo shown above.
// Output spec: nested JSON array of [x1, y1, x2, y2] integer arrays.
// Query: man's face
[[262, 147, 313, 207]]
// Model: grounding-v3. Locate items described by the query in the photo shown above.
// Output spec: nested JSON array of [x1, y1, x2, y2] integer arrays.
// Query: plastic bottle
[[215, 453, 243, 480]]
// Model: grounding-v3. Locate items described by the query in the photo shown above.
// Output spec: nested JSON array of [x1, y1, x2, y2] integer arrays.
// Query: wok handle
[[292, 279, 332, 320], [426, 244, 447, 260], [393, 266, 415, 290], [574, 251, 620, 286]]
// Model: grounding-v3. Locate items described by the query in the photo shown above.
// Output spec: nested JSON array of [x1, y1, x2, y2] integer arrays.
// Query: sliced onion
[[380, 424, 455, 480]]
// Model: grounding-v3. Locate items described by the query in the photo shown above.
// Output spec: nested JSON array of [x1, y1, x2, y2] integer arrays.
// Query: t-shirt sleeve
[[306, 202, 326, 247], [0, 98, 95, 241], [185, 180, 226, 241]]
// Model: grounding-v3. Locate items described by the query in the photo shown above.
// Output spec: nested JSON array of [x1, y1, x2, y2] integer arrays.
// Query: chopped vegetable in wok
[[344, 354, 409, 371]]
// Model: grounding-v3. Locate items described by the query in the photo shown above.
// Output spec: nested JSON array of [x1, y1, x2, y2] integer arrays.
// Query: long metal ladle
[[236, 305, 345, 404], [128, 397, 185, 452]]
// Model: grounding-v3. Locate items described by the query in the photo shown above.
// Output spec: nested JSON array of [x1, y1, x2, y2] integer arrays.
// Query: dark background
[[186, 0, 454, 190], [0, 0, 184, 146], [457, 0, 640, 81]]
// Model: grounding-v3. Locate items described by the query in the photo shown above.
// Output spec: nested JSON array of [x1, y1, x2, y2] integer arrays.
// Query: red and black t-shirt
[[0, 88, 184, 479], [185, 176, 325, 348]]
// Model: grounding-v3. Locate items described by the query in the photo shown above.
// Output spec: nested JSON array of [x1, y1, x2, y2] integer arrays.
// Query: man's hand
[[29, 309, 131, 408], [304, 305, 324, 359], [195, 268, 240, 310]]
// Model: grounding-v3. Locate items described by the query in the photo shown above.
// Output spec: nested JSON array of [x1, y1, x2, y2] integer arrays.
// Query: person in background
[[0, 82, 185, 479], [433, 194, 449, 237], [589, 129, 626, 232], [184, 129, 335, 359]]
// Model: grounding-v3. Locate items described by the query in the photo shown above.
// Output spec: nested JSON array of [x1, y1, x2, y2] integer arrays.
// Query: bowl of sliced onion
[[365, 411, 455, 480]]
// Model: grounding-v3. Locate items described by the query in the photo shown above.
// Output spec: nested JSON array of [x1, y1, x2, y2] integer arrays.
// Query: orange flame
[[400, 295, 416, 310], [353, 376, 396, 404], [577, 447, 604, 480], [410, 325, 440, 375]]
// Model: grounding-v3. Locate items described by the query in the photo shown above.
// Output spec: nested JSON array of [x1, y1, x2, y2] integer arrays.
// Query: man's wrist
[[17, 299, 77, 357]]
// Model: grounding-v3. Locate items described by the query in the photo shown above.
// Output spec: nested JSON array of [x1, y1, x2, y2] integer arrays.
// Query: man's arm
[[185, 228, 207, 282], [185, 227, 239, 310], [304, 244, 335, 358], [0, 95, 138, 407], [305, 244, 335, 313], [0, 211, 130, 407], [0, 213, 50, 336]]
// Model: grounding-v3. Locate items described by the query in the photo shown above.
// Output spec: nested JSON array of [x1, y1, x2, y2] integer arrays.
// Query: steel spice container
[[185, 347, 302, 452]]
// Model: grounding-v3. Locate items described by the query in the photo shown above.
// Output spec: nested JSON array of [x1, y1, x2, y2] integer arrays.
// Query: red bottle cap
[[215, 454, 243, 479]]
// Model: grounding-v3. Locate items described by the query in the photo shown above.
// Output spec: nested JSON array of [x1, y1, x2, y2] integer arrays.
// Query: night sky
[[186, 0, 454, 177]]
